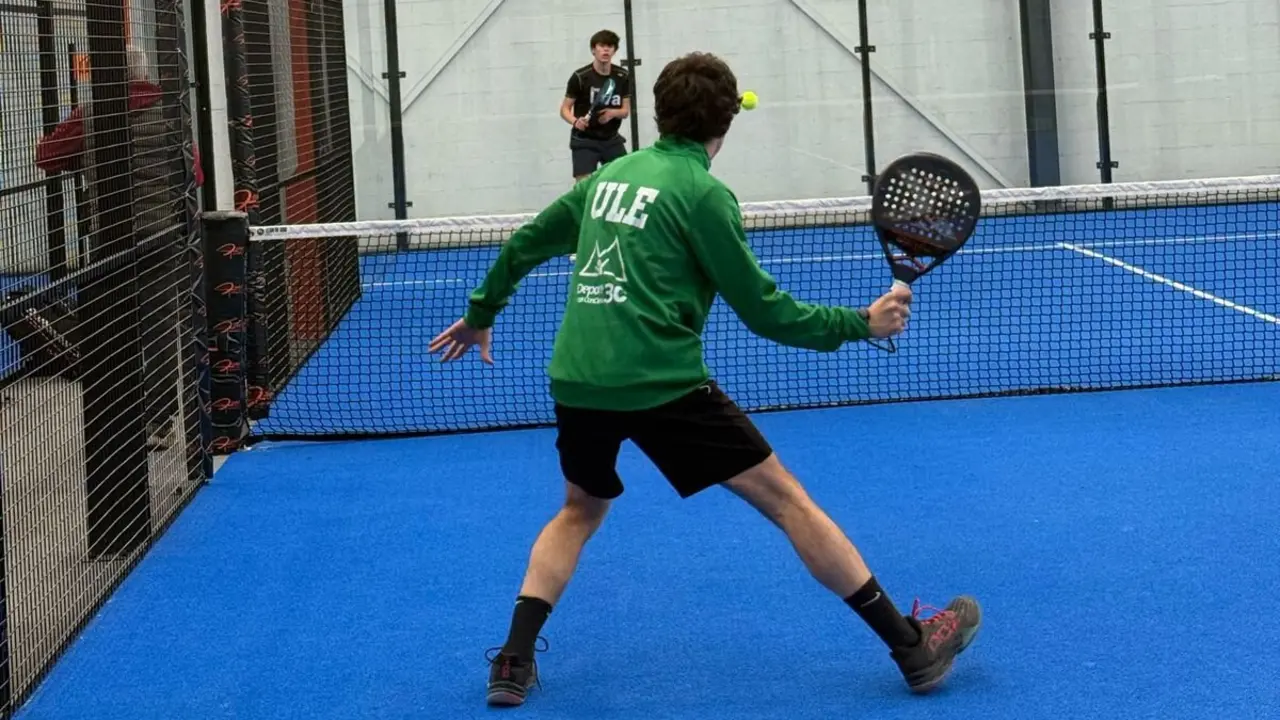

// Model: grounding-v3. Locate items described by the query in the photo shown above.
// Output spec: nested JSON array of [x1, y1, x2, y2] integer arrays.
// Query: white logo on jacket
[[572, 182, 661, 306], [577, 238, 627, 304]]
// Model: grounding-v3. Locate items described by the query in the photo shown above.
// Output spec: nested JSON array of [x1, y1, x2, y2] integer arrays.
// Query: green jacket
[[465, 135, 872, 411]]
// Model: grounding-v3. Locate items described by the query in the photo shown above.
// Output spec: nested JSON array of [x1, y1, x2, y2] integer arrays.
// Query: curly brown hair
[[653, 52, 741, 143]]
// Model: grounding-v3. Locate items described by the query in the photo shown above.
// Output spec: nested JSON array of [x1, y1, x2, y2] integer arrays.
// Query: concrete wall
[[631, 0, 1027, 200], [1052, 0, 1280, 185], [342, 0, 1027, 218], [340, 0, 1280, 220], [342, 0, 626, 219]]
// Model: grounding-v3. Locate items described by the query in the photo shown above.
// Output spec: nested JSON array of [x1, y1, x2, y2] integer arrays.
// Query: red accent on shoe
[[911, 599, 960, 652]]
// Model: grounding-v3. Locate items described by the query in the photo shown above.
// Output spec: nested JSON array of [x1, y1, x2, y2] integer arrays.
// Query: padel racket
[[867, 152, 981, 352], [586, 78, 617, 123]]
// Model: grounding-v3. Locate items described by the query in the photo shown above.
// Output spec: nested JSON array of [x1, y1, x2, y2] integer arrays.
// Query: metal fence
[[221, 0, 359, 439], [0, 0, 357, 712], [0, 0, 203, 711]]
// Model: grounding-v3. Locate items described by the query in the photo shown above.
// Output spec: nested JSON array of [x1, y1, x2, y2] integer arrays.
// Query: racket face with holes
[[871, 153, 981, 284]]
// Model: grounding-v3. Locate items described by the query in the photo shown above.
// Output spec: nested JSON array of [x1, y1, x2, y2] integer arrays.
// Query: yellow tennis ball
[[741, 91, 758, 110]]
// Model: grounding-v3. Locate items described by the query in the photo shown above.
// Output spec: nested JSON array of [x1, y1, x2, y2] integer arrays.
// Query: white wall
[[344, 0, 627, 219], [631, 0, 1026, 200], [343, 0, 393, 220], [1052, 0, 1280, 184], [341, 0, 1280, 219], [203, 0, 235, 210], [342, 0, 1024, 219]]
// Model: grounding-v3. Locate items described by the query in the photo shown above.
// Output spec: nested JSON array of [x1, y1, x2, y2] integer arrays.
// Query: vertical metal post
[[383, 0, 408, 250], [622, 0, 641, 150], [83, 0, 152, 558], [189, 0, 219, 211], [67, 43, 93, 262], [155, 0, 211, 484], [1018, 0, 1062, 188], [38, 1, 69, 282], [323, 0, 360, 329], [855, 0, 877, 195], [326, 0, 357, 223], [1090, 0, 1115, 184], [231, 0, 274, 422], [308, 0, 331, 217]]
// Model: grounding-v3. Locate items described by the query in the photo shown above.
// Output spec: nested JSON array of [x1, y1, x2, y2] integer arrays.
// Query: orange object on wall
[[73, 53, 91, 81]]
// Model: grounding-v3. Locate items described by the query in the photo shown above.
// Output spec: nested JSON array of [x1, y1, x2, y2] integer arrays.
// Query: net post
[[855, 0, 877, 195], [203, 211, 251, 453], [1090, 0, 1116, 190], [382, 0, 409, 250], [82, 0, 153, 558], [622, 0, 641, 150]]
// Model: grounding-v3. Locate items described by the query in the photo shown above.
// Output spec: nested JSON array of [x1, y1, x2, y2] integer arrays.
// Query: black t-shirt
[[566, 63, 630, 141]]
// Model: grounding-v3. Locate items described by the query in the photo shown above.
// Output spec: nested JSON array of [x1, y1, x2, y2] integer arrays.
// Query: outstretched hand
[[428, 318, 493, 364]]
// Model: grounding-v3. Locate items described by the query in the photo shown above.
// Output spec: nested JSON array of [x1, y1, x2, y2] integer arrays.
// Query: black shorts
[[554, 380, 774, 500], [570, 133, 627, 177]]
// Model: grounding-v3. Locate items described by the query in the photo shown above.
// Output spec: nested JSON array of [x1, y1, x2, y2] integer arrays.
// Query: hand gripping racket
[[867, 152, 981, 352]]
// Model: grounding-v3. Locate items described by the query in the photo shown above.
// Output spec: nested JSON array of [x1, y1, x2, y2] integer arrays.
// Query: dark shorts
[[554, 380, 774, 500], [570, 133, 627, 177]]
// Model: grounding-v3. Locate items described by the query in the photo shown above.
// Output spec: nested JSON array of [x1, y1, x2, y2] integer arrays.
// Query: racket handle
[[892, 279, 910, 289]]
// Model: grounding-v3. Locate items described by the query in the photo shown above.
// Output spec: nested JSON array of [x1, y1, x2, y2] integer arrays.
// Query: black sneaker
[[485, 638, 546, 707], [890, 596, 982, 694]]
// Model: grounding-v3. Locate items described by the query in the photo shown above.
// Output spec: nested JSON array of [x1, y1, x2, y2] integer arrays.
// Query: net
[[244, 175, 1280, 441]]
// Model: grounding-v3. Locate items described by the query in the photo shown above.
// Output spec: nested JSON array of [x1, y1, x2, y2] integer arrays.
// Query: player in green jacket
[[430, 51, 981, 708]]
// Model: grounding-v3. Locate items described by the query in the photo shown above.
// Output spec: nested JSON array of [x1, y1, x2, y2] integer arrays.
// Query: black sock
[[501, 595, 553, 660], [845, 576, 920, 649]]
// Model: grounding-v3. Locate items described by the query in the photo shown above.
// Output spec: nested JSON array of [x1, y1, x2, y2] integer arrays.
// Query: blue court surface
[[13, 200, 1280, 718], [14, 382, 1280, 719]]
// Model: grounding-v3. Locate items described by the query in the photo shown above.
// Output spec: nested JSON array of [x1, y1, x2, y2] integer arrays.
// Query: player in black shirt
[[560, 29, 631, 182]]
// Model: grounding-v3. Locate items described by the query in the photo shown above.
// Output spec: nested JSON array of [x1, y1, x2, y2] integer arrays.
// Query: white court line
[[363, 269, 570, 289], [760, 230, 1280, 265], [1059, 242, 1280, 325], [358, 230, 1280, 291]]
